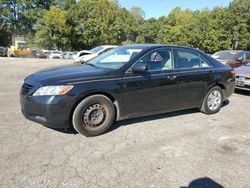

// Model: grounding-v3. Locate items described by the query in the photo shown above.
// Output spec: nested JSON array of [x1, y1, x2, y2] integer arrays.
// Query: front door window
[[134, 49, 173, 71]]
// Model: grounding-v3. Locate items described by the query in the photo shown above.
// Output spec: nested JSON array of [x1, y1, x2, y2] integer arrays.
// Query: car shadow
[[111, 108, 198, 131], [48, 100, 230, 135], [222, 99, 230, 107], [110, 100, 230, 133], [180, 177, 224, 188], [49, 127, 78, 135], [234, 89, 250, 96]]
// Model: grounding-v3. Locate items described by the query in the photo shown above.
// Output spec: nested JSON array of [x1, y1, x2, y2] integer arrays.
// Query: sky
[[118, 0, 232, 19]]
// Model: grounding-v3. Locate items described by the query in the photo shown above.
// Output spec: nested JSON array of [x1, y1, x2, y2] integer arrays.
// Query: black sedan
[[20, 44, 235, 136]]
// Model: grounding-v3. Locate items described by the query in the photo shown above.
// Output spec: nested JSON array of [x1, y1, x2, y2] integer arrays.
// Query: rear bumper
[[20, 94, 75, 129], [225, 78, 235, 99]]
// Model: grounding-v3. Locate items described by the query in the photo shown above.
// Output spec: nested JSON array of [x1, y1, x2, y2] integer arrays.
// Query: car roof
[[122, 44, 201, 52], [216, 50, 249, 53], [100, 45, 119, 48]]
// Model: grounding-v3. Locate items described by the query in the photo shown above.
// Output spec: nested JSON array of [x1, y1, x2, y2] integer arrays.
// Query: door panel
[[121, 71, 179, 117], [173, 48, 212, 108], [177, 68, 211, 108]]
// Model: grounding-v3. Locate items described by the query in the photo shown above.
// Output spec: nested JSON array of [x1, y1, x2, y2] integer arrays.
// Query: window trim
[[126, 47, 174, 74], [200, 55, 213, 68]]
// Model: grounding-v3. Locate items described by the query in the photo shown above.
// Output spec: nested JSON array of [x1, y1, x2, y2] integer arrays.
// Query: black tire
[[72, 95, 115, 136], [200, 86, 223, 114]]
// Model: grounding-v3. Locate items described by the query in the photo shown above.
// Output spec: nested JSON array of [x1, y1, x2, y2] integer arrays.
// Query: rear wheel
[[200, 86, 223, 114], [72, 95, 115, 136]]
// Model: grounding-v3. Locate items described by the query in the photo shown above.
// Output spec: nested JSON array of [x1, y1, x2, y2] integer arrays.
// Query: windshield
[[213, 51, 237, 60], [89, 46, 104, 54], [18, 42, 25, 49], [87, 46, 143, 70]]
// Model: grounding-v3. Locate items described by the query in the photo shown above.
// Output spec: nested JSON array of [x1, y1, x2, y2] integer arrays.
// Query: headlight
[[33, 85, 74, 96]]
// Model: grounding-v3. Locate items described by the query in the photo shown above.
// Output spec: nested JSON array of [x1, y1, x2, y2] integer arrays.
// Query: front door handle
[[167, 75, 177, 80]]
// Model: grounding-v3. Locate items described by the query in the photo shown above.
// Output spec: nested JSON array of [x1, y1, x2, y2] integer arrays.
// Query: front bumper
[[20, 90, 75, 129], [235, 76, 250, 91]]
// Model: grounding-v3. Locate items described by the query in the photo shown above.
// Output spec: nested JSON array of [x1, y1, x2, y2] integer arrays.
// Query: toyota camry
[[20, 44, 235, 136]]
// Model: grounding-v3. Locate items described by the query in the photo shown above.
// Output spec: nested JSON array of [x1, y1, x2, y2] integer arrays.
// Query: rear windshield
[[213, 51, 237, 60]]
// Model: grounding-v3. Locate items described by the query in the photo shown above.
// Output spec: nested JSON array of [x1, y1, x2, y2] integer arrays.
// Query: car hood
[[236, 65, 250, 78], [25, 64, 113, 85]]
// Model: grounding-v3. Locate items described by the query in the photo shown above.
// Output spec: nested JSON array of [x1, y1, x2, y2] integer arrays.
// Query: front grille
[[20, 83, 33, 95]]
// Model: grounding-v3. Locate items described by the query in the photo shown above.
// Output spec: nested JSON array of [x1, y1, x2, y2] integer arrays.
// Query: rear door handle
[[167, 75, 177, 80]]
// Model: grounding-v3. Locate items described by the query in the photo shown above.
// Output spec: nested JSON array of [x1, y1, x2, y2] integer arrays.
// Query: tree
[[34, 6, 71, 50], [138, 18, 160, 43], [227, 0, 250, 50], [0, 0, 249, 52], [0, 0, 55, 35], [129, 6, 145, 21]]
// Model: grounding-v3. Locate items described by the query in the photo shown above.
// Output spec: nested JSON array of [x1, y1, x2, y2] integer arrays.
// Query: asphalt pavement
[[0, 57, 250, 188]]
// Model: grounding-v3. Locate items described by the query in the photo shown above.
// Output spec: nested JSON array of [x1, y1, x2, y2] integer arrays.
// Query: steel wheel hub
[[83, 104, 106, 128], [207, 90, 221, 111]]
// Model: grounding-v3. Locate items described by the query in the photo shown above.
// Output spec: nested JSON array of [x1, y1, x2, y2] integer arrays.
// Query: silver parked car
[[235, 61, 250, 91]]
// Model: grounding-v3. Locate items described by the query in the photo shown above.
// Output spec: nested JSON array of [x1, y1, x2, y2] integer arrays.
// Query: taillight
[[230, 69, 236, 78]]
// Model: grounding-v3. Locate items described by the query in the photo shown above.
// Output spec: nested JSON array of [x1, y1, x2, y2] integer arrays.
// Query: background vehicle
[[74, 45, 118, 63], [7, 36, 31, 57], [73, 50, 92, 60], [33, 50, 48, 59], [48, 51, 63, 59], [212, 50, 250, 68], [20, 44, 235, 137], [63, 51, 74, 59], [0, 46, 7, 57], [235, 62, 250, 91]]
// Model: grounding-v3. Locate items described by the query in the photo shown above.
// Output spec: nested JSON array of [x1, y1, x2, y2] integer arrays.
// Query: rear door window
[[174, 49, 212, 69], [174, 49, 201, 69], [201, 56, 212, 68]]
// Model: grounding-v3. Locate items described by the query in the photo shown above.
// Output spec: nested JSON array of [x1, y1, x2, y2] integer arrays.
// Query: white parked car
[[73, 50, 92, 60], [74, 45, 118, 63]]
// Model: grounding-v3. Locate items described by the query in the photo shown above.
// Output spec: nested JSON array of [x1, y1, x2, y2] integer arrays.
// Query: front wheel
[[72, 95, 115, 136], [200, 86, 223, 114]]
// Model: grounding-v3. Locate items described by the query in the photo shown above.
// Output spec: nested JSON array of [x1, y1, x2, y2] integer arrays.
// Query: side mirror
[[131, 64, 148, 74]]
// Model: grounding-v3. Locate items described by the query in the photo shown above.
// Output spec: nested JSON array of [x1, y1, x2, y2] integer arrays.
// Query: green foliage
[[0, 0, 249, 52], [34, 6, 71, 50], [227, 0, 250, 50], [135, 35, 145, 43]]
